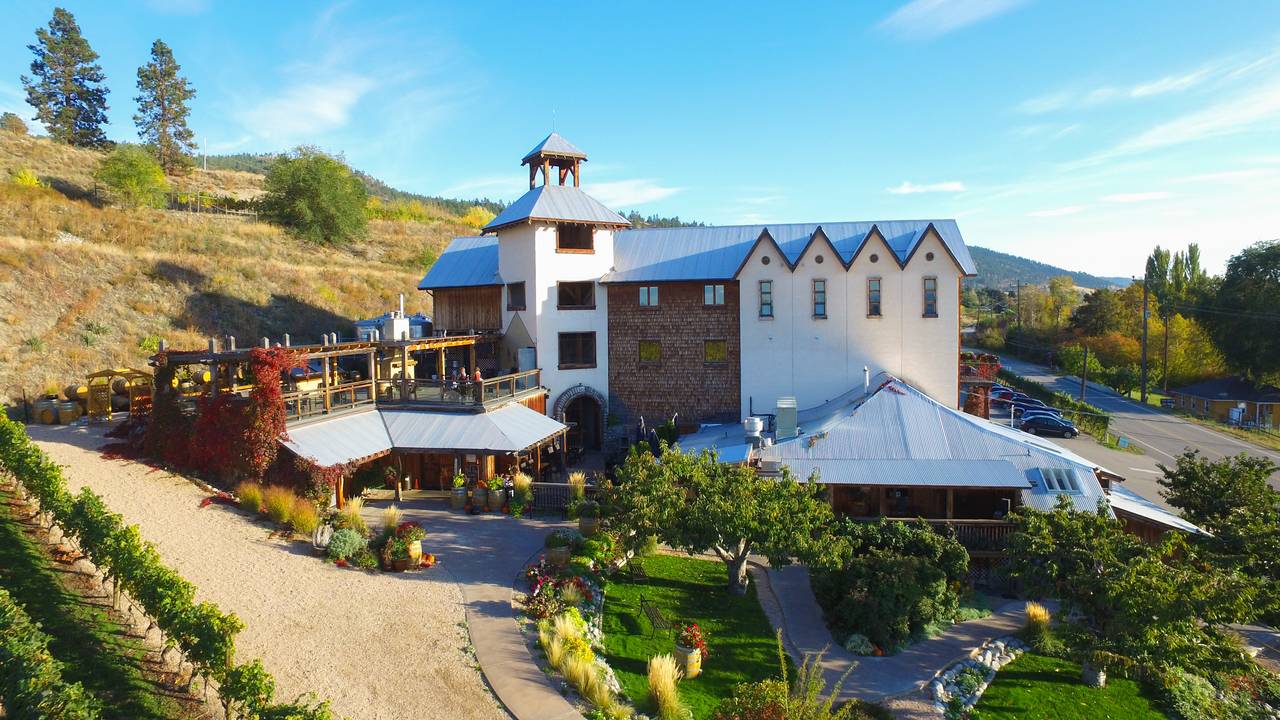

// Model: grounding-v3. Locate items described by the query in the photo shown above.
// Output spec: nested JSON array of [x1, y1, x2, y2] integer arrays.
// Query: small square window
[[558, 332, 596, 369], [639, 286, 659, 307], [923, 277, 938, 318], [557, 281, 595, 310], [704, 339, 728, 363], [507, 281, 526, 311], [638, 340, 661, 362], [704, 284, 725, 306], [759, 280, 773, 318], [556, 224, 593, 252], [812, 279, 827, 318]]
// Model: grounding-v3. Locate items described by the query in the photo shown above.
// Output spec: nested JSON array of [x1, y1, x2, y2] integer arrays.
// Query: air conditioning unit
[[775, 397, 798, 439]]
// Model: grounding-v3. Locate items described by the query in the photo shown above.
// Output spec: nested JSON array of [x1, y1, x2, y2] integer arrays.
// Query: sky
[[2, 1, 1279, 277]]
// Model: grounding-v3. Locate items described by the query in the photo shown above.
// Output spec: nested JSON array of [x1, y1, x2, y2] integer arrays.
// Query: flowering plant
[[395, 520, 426, 543], [678, 623, 709, 660]]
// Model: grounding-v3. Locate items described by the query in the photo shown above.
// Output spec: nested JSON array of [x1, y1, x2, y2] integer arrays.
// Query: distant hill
[[967, 246, 1130, 290]]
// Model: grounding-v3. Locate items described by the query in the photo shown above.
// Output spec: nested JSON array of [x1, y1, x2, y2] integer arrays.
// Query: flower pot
[[451, 487, 467, 510], [391, 557, 410, 572], [546, 546, 570, 568], [675, 644, 703, 679], [472, 486, 488, 509], [579, 515, 601, 536], [406, 539, 423, 565], [489, 488, 507, 510], [1082, 661, 1106, 688]]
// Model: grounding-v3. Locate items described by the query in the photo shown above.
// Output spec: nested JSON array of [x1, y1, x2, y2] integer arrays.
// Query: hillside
[[0, 132, 473, 404], [967, 246, 1130, 290]]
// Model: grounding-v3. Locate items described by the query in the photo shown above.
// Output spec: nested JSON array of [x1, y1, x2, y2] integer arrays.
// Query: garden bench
[[639, 594, 671, 636]]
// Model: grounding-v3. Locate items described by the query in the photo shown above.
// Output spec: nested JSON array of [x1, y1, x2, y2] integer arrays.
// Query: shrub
[[326, 528, 366, 562], [394, 520, 425, 543], [262, 486, 295, 526], [10, 167, 45, 188], [289, 497, 320, 536], [579, 499, 601, 519], [637, 534, 659, 557], [350, 547, 378, 570], [237, 481, 264, 513], [647, 653, 686, 720], [334, 497, 367, 536], [94, 144, 169, 208], [843, 633, 874, 655], [259, 147, 368, 245], [546, 528, 577, 549]]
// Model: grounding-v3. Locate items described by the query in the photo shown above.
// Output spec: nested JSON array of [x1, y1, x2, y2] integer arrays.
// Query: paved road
[[997, 356, 1280, 502]]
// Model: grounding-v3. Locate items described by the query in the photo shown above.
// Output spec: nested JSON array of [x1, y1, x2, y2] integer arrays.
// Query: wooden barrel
[[111, 377, 128, 396], [57, 400, 81, 424], [33, 398, 57, 424], [195, 369, 211, 384], [63, 384, 88, 401], [110, 394, 130, 412]]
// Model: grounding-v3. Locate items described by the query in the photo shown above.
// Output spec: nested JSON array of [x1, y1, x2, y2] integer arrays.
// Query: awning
[[1108, 486, 1206, 535], [780, 458, 1031, 488], [282, 409, 393, 467]]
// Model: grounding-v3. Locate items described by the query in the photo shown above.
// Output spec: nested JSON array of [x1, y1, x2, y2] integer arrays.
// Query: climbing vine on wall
[[242, 347, 300, 480]]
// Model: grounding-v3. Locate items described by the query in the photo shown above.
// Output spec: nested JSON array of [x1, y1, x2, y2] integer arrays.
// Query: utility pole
[[1080, 344, 1089, 402], [1015, 280, 1022, 329], [1140, 276, 1150, 404], [1162, 311, 1170, 392]]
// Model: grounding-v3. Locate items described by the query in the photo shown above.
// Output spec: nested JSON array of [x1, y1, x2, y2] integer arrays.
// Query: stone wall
[[606, 281, 740, 425]]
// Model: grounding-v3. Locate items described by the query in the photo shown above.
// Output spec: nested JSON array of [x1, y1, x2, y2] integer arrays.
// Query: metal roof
[[418, 235, 502, 289], [522, 132, 587, 163], [601, 219, 976, 283], [381, 404, 565, 453], [757, 378, 1112, 516], [282, 410, 393, 467], [1172, 376, 1280, 403], [784, 458, 1031, 488], [482, 185, 630, 233], [1108, 485, 1205, 534]]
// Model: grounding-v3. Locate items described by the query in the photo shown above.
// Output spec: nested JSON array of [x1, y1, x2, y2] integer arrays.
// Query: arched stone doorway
[[554, 385, 606, 453]]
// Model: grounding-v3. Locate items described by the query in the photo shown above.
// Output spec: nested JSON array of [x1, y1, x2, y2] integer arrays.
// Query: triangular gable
[[793, 226, 850, 270], [902, 223, 973, 277], [732, 228, 795, 278]]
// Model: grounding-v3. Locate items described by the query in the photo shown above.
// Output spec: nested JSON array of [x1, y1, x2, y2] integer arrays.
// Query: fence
[[529, 482, 598, 513]]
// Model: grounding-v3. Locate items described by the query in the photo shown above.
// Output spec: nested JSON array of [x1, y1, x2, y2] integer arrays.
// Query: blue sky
[[2, 1, 1279, 276]]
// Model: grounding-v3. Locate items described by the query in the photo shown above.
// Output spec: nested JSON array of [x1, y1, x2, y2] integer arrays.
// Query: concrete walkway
[[755, 564, 1028, 701], [363, 500, 583, 720]]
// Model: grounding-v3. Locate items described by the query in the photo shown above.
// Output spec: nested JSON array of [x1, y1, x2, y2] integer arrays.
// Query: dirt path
[[28, 423, 505, 720]]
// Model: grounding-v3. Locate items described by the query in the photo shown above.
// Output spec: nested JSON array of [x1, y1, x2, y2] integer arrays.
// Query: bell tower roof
[[521, 132, 588, 189], [521, 132, 587, 165]]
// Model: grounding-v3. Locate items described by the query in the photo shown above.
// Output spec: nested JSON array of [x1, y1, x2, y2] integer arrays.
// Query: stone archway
[[554, 385, 607, 452]]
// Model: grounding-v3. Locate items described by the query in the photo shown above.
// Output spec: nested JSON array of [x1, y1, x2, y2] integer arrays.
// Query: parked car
[[1019, 409, 1064, 423], [1019, 415, 1079, 438]]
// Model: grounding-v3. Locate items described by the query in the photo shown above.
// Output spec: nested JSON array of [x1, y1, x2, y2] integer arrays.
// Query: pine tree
[[134, 39, 196, 173], [21, 7, 110, 147]]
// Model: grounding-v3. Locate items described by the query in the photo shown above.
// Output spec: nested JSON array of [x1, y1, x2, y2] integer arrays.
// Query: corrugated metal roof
[[784, 458, 1031, 488], [601, 219, 976, 282], [482, 185, 629, 232], [1173, 376, 1280, 403], [1108, 485, 1205, 534], [418, 235, 502, 289], [282, 410, 393, 467], [522, 132, 587, 163], [382, 404, 565, 452], [758, 379, 1112, 516]]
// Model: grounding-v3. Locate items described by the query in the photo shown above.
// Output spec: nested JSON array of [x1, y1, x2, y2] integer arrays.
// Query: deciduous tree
[[260, 147, 368, 245], [21, 7, 109, 147], [94, 144, 168, 208], [1199, 240, 1280, 379], [0, 112, 27, 134], [134, 39, 196, 173]]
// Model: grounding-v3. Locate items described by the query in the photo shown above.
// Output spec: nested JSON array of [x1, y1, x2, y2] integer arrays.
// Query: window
[[1039, 468, 1082, 494], [557, 281, 595, 310], [759, 280, 773, 318], [638, 340, 661, 363], [703, 284, 725, 306], [558, 332, 596, 369], [704, 339, 728, 364], [639, 286, 659, 307], [867, 277, 882, 317], [812, 279, 827, 318], [923, 277, 938, 317], [556, 224, 593, 253], [506, 282, 526, 311]]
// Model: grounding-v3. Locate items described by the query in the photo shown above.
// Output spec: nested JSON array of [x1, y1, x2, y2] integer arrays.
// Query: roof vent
[[776, 397, 798, 439], [743, 416, 764, 448]]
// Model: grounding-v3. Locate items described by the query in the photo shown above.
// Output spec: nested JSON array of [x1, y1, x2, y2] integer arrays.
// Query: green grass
[[0, 487, 184, 719], [601, 555, 784, 719], [972, 653, 1168, 720]]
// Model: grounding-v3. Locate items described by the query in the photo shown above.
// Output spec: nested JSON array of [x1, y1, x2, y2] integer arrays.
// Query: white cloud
[[1017, 91, 1073, 115], [1171, 168, 1278, 184], [1130, 66, 1216, 97], [236, 74, 373, 143], [1026, 206, 1085, 217], [886, 180, 967, 194], [1102, 191, 1172, 203], [584, 179, 680, 208], [878, 0, 1028, 40]]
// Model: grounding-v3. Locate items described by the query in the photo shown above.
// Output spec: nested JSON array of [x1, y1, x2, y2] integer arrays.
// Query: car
[[1019, 409, 1063, 423], [1011, 400, 1051, 416], [1019, 414, 1079, 438]]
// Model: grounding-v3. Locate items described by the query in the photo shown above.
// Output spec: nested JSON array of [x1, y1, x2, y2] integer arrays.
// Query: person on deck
[[472, 367, 483, 383]]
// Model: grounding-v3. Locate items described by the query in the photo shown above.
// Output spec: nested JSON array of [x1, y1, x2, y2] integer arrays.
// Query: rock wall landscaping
[[930, 635, 1028, 716]]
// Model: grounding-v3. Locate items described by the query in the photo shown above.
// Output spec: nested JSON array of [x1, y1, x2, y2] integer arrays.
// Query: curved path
[[366, 501, 583, 720]]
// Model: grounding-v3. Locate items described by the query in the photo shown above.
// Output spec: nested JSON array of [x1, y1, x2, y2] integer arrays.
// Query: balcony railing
[[857, 517, 1017, 554], [284, 369, 542, 423], [282, 380, 376, 422]]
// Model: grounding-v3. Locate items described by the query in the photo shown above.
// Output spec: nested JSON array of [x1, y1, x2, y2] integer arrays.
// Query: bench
[[639, 594, 671, 637]]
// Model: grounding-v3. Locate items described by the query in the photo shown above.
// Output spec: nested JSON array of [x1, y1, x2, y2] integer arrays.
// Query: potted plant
[[578, 499, 601, 536], [487, 476, 507, 511], [451, 473, 467, 510], [396, 521, 426, 565], [382, 536, 411, 572], [471, 478, 488, 511], [675, 623, 708, 678], [544, 529, 574, 568]]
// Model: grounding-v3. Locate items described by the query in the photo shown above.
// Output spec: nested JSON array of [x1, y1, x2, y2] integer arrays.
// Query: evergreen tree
[[0, 112, 28, 134], [21, 7, 109, 147], [134, 39, 196, 173]]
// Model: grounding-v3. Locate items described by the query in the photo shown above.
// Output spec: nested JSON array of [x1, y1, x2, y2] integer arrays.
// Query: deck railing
[[281, 380, 376, 421], [283, 370, 542, 423], [861, 517, 1017, 554], [529, 482, 599, 513]]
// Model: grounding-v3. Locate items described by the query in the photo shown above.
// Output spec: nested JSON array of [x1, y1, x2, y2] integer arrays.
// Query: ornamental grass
[[236, 481, 263, 513], [1025, 601, 1051, 631], [289, 496, 320, 536], [380, 504, 402, 534], [647, 653, 686, 720], [568, 471, 587, 502], [512, 471, 533, 494], [337, 496, 368, 536], [262, 485, 294, 525]]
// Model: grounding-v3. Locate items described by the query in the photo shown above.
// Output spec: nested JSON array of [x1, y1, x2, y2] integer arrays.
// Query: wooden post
[[560, 432, 567, 477], [878, 487, 888, 517], [322, 356, 331, 414], [468, 344, 477, 374], [436, 347, 446, 379], [946, 489, 955, 519], [335, 474, 345, 510], [535, 444, 542, 483], [401, 346, 410, 401]]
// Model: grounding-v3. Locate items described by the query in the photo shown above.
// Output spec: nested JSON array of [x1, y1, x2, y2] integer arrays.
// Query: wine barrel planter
[[450, 488, 467, 510], [406, 539, 423, 565], [489, 488, 507, 511], [56, 401, 80, 424], [472, 487, 488, 510], [675, 645, 702, 679], [579, 515, 601, 536], [546, 546, 570, 568], [33, 398, 57, 424]]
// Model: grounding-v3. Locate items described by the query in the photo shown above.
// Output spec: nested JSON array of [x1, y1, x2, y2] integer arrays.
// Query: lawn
[[972, 653, 1168, 720], [0, 486, 185, 720], [601, 554, 784, 719]]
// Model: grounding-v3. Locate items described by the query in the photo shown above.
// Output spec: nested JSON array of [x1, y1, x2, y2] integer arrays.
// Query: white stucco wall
[[737, 229, 961, 418]]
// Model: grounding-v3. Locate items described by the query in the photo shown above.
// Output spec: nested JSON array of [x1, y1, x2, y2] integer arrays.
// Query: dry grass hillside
[[0, 131, 473, 404]]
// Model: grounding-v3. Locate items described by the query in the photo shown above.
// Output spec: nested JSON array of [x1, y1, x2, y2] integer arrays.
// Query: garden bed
[[600, 554, 785, 719]]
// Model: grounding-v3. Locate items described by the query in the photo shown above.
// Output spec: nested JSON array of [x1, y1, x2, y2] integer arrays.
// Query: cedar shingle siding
[[607, 282, 740, 424]]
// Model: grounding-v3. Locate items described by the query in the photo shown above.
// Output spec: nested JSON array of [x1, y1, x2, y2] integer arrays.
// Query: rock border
[[929, 635, 1028, 714]]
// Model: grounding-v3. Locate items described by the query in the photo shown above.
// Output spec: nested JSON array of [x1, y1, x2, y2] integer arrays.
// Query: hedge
[[997, 369, 1111, 439], [0, 418, 338, 720], [0, 588, 102, 720]]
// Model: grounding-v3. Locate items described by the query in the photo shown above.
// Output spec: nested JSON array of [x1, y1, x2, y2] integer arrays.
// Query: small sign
[[1117, 437, 1129, 449]]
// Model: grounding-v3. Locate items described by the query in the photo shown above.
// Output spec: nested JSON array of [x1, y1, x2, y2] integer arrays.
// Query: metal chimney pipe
[[159, 339, 168, 352], [228, 336, 236, 351], [283, 333, 290, 347], [399, 293, 405, 317], [261, 337, 269, 348], [864, 365, 870, 394], [208, 338, 217, 353]]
